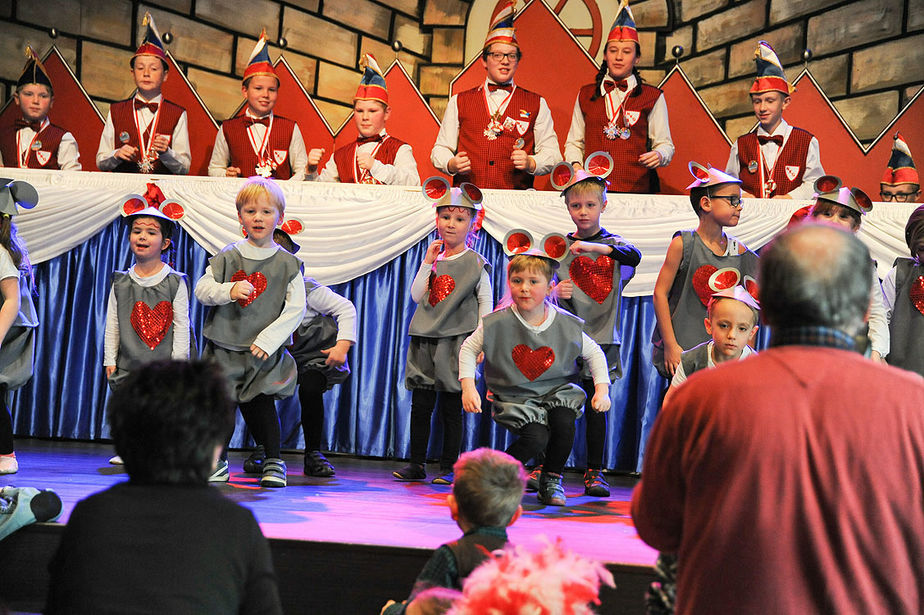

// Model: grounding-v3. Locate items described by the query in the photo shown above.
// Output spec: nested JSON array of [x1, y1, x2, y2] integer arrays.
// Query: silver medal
[[747, 160, 758, 174], [119, 131, 131, 144]]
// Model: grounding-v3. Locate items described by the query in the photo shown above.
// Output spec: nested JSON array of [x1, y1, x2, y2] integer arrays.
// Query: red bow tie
[[15, 118, 43, 133], [757, 135, 784, 146], [357, 134, 383, 145], [604, 80, 629, 93], [487, 83, 513, 92], [134, 99, 159, 113], [245, 116, 271, 127]]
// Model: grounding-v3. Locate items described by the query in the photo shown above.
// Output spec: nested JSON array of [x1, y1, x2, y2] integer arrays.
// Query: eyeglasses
[[709, 194, 743, 208], [487, 52, 519, 62], [879, 190, 919, 202]]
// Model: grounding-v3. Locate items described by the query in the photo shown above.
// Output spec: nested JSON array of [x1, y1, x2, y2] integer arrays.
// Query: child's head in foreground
[[236, 176, 286, 217], [705, 287, 760, 362], [686, 162, 743, 224], [450, 448, 525, 529], [562, 173, 608, 237]]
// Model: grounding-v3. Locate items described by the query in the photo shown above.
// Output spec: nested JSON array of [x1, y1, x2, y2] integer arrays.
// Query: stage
[[0, 439, 657, 614]]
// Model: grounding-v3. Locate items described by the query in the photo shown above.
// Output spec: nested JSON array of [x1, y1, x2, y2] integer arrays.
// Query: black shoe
[[304, 450, 335, 477], [260, 458, 287, 488], [243, 445, 266, 474], [583, 468, 610, 497], [525, 466, 542, 492], [537, 471, 566, 506], [431, 470, 454, 485], [392, 463, 426, 481]]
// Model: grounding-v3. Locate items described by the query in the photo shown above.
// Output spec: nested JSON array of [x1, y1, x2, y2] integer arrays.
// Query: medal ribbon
[[354, 134, 387, 183], [246, 113, 274, 169], [483, 83, 516, 129], [16, 118, 47, 168], [133, 99, 163, 166], [756, 134, 783, 198]]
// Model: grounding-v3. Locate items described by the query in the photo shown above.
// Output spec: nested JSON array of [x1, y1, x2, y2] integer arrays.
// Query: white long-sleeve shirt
[[1, 118, 81, 170], [458, 304, 609, 385], [194, 240, 307, 355], [207, 110, 308, 180], [868, 269, 889, 358], [96, 94, 191, 174], [409, 249, 493, 318], [725, 119, 823, 200], [308, 130, 420, 186], [564, 73, 674, 167], [430, 79, 562, 177], [103, 264, 190, 367], [304, 282, 357, 343]]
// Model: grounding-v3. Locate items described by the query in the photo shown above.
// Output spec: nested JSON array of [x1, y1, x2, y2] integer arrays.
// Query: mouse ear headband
[[812, 175, 872, 215], [0, 178, 39, 217], [685, 161, 741, 190], [550, 151, 614, 193], [502, 228, 568, 267], [422, 177, 484, 211], [121, 182, 185, 222], [271, 219, 304, 253]]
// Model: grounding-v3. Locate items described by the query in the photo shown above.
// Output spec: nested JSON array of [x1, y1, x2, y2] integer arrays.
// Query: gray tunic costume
[[288, 277, 349, 389], [202, 246, 303, 402], [482, 306, 587, 432], [559, 229, 639, 380], [0, 266, 37, 392], [107, 270, 186, 390], [887, 257, 924, 377], [406, 250, 490, 392], [651, 230, 759, 378]]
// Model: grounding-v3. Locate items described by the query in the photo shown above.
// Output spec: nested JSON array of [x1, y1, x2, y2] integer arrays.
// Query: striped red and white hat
[[881, 132, 919, 187], [484, 0, 517, 49], [608, 0, 639, 45], [750, 40, 794, 95], [243, 30, 277, 83]]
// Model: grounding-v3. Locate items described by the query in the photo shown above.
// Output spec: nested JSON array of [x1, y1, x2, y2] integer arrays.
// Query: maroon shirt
[[735, 128, 814, 197], [332, 136, 406, 184], [109, 99, 185, 174], [221, 115, 296, 180], [632, 346, 924, 614], [0, 122, 66, 169]]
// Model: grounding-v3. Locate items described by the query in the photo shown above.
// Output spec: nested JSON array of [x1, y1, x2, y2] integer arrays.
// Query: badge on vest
[[747, 160, 758, 174], [35, 150, 51, 166], [31, 140, 42, 151], [785, 165, 800, 181], [624, 111, 640, 126], [119, 131, 131, 144], [273, 150, 288, 165], [515, 120, 529, 136]]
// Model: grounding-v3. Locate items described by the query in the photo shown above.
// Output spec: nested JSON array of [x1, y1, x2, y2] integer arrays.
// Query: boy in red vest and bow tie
[[725, 41, 823, 199], [208, 30, 308, 180], [1, 46, 81, 170], [95, 14, 190, 175], [430, 0, 561, 190], [307, 54, 419, 185]]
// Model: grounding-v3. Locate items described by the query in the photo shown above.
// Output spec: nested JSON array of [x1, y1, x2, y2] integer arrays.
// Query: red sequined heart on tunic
[[130, 301, 173, 350], [512, 344, 555, 381], [570, 255, 614, 304], [230, 270, 267, 307], [744, 277, 760, 301], [428, 274, 456, 307], [691, 265, 740, 306], [911, 275, 924, 316]]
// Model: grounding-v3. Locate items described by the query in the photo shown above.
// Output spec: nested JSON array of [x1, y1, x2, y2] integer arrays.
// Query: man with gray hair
[[631, 224, 924, 614]]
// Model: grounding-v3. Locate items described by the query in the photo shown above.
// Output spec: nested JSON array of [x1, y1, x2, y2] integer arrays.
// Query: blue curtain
[[12, 223, 672, 472]]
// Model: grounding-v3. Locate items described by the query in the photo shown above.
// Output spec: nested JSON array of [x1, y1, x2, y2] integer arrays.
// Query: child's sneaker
[[243, 445, 266, 474], [525, 466, 542, 492], [583, 468, 610, 497], [392, 463, 426, 481], [304, 450, 335, 477], [260, 458, 287, 488], [537, 471, 566, 506], [208, 459, 230, 483], [0, 453, 18, 475], [108, 455, 124, 465], [431, 470, 454, 485]]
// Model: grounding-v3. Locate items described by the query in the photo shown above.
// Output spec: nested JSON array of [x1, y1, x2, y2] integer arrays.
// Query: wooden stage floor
[[1, 439, 658, 614]]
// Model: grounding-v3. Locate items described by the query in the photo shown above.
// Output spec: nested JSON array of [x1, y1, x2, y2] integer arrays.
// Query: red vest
[[109, 98, 185, 174], [0, 122, 66, 169], [578, 82, 662, 193], [736, 128, 814, 197], [456, 85, 541, 190], [332, 135, 407, 183], [221, 115, 295, 180]]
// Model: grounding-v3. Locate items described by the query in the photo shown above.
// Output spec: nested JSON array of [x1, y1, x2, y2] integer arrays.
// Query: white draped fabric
[[3, 169, 915, 296]]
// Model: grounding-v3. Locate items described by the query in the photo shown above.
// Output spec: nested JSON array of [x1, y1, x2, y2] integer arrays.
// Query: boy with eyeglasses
[[651, 162, 759, 380], [430, 0, 561, 189], [880, 133, 921, 203]]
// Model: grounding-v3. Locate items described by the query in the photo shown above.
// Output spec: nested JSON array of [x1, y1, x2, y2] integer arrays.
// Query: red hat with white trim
[[243, 29, 278, 84], [608, 0, 639, 45], [750, 41, 794, 95], [354, 54, 388, 105], [881, 132, 919, 187], [133, 13, 169, 65], [484, 0, 517, 50]]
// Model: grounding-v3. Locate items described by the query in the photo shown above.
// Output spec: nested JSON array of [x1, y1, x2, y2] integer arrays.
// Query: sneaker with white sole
[[0, 453, 18, 475], [208, 459, 230, 483], [261, 458, 287, 488], [108, 455, 124, 465]]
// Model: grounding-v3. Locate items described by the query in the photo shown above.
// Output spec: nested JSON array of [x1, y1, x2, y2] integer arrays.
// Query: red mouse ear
[[688, 161, 710, 182], [550, 162, 575, 190], [850, 187, 872, 214], [813, 175, 841, 194], [503, 229, 533, 255], [121, 196, 147, 216], [459, 182, 483, 206], [422, 176, 450, 201], [159, 200, 185, 220], [541, 233, 568, 260], [584, 151, 614, 178], [281, 218, 304, 235]]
